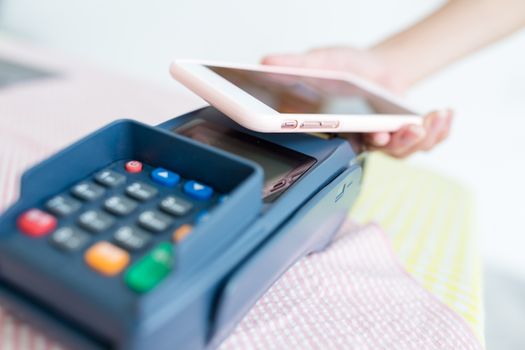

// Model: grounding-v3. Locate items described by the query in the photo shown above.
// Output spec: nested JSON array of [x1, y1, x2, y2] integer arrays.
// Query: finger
[[363, 132, 391, 148], [262, 52, 333, 70], [261, 54, 307, 67], [419, 110, 449, 151], [383, 125, 426, 158], [435, 110, 454, 144], [339, 134, 364, 153]]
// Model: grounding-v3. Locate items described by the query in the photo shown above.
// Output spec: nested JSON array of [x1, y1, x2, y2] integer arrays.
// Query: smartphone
[[170, 60, 423, 133]]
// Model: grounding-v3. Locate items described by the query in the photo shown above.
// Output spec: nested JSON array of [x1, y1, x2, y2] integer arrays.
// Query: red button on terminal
[[125, 160, 143, 173], [17, 209, 57, 237]]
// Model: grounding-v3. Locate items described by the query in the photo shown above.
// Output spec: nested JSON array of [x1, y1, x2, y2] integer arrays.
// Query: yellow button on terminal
[[85, 241, 130, 276], [173, 224, 193, 242]]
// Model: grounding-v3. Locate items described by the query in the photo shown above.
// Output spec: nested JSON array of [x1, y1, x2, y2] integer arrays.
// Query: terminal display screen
[[177, 120, 316, 202]]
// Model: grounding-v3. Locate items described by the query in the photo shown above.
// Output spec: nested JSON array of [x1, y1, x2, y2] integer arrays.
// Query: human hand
[[262, 47, 453, 158]]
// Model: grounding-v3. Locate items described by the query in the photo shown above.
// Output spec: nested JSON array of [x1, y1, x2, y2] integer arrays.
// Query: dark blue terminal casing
[[0, 107, 362, 350]]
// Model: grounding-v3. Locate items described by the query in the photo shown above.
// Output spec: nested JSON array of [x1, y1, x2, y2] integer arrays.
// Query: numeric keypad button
[[50, 227, 90, 252], [113, 226, 151, 251], [138, 210, 172, 233], [159, 196, 193, 217], [125, 182, 158, 202], [95, 169, 126, 188], [45, 195, 81, 217], [78, 210, 114, 233], [104, 196, 138, 216], [72, 182, 105, 201]]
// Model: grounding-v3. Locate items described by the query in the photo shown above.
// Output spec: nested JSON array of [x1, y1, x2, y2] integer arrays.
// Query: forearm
[[371, 0, 525, 89]]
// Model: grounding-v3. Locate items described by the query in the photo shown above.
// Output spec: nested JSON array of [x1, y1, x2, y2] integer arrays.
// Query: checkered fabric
[[351, 154, 483, 341], [220, 221, 481, 349]]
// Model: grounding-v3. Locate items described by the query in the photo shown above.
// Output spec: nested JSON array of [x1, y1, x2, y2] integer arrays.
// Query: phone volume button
[[321, 121, 339, 128], [300, 121, 322, 129], [281, 120, 298, 129], [300, 121, 339, 129]]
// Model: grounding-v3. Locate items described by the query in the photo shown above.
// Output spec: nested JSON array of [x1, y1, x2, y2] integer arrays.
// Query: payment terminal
[[0, 106, 362, 349]]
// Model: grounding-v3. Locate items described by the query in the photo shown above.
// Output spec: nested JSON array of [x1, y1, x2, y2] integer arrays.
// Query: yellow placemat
[[350, 153, 484, 342]]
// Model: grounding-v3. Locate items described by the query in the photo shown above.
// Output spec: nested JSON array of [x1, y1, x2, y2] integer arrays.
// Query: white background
[[2, 0, 525, 289]]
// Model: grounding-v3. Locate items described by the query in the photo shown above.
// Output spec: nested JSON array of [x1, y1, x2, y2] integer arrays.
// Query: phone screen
[[207, 65, 411, 115]]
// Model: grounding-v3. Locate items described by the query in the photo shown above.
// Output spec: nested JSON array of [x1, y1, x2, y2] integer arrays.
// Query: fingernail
[[261, 55, 286, 65], [373, 133, 390, 146], [446, 112, 454, 125], [267, 54, 299, 65], [446, 109, 454, 122]]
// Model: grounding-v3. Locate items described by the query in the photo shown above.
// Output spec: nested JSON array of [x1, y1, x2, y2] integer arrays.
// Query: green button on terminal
[[124, 242, 174, 293]]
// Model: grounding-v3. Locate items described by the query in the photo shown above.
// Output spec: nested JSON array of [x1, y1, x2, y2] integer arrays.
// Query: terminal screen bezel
[[175, 120, 317, 202]]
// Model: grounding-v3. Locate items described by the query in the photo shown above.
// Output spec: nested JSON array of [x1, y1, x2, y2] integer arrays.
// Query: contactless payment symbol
[[335, 181, 353, 203]]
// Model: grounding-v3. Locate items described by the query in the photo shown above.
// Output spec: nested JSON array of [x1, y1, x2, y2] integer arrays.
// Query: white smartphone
[[170, 60, 423, 133]]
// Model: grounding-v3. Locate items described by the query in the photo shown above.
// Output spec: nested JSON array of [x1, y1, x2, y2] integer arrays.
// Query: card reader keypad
[[16, 160, 219, 294]]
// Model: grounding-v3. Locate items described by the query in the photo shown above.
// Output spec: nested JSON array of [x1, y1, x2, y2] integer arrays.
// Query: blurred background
[[1, 0, 524, 348]]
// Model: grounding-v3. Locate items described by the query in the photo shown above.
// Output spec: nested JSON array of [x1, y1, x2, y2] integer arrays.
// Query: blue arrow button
[[151, 168, 180, 187], [184, 180, 214, 200]]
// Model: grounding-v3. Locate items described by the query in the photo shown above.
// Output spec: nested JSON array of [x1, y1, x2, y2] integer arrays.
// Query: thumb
[[261, 54, 308, 67]]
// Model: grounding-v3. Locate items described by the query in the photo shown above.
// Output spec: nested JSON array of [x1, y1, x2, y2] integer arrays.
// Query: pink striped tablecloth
[[0, 37, 482, 349]]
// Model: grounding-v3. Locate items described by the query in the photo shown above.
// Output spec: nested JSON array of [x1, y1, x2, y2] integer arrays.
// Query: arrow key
[[184, 180, 214, 201], [151, 168, 180, 187]]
